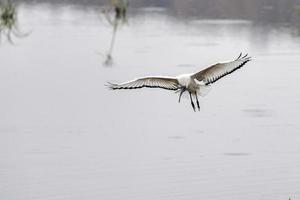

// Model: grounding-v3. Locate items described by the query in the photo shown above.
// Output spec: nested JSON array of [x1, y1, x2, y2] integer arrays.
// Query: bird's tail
[[197, 85, 211, 97]]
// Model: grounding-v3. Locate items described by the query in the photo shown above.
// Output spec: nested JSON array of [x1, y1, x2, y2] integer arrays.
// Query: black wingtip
[[236, 52, 242, 60], [105, 82, 116, 90], [237, 53, 252, 61], [242, 53, 248, 58]]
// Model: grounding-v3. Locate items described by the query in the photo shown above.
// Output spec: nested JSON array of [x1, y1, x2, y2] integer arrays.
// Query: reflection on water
[[223, 153, 251, 156], [242, 108, 272, 118], [1, 2, 300, 200], [102, 0, 128, 65], [168, 136, 185, 140], [10, 0, 300, 28]]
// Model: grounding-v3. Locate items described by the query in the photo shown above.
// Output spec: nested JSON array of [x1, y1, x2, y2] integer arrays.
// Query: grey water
[[1, 1, 300, 200]]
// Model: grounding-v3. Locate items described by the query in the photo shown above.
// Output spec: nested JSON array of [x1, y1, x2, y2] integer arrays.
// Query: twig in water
[[103, 0, 128, 65], [0, 0, 30, 45]]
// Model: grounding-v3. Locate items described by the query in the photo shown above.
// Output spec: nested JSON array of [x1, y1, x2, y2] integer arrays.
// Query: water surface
[[1, 3, 300, 200]]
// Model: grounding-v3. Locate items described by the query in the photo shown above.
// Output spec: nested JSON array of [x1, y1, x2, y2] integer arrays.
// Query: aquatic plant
[[294, 5, 300, 15], [103, 0, 128, 65], [0, 0, 28, 44]]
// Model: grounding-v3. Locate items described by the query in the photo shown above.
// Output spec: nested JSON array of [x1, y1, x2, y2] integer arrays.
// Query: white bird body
[[107, 53, 251, 111], [177, 74, 194, 88]]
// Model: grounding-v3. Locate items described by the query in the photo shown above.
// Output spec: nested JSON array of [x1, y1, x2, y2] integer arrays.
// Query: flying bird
[[107, 53, 251, 111]]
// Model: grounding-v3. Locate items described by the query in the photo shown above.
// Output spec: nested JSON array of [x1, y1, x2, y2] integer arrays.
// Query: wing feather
[[192, 53, 251, 85], [107, 76, 180, 91]]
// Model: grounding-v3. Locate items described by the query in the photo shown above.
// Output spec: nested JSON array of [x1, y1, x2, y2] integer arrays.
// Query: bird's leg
[[195, 92, 200, 111], [189, 92, 196, 112], [178, 87, 186, 103]]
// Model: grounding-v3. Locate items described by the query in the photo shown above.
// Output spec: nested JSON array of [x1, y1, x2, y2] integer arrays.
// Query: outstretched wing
[[192, 53, 251, 85], [107, 76, 180, 91]]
